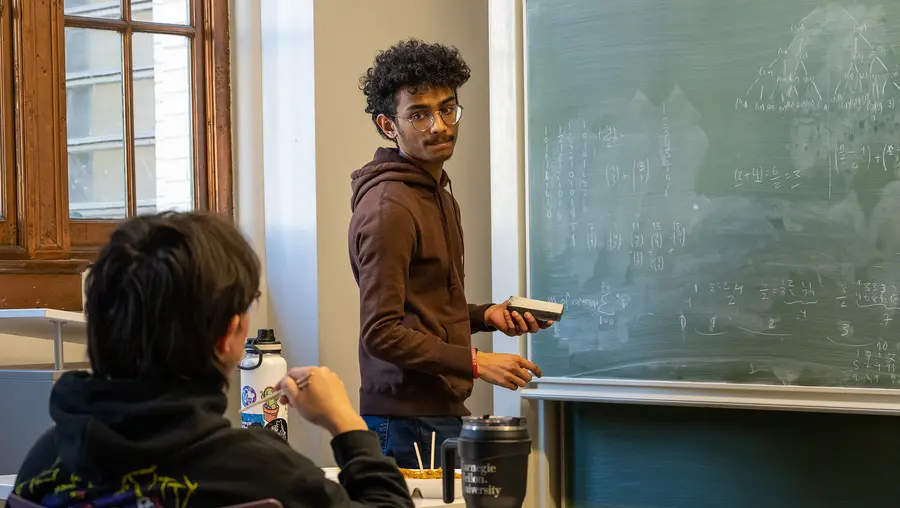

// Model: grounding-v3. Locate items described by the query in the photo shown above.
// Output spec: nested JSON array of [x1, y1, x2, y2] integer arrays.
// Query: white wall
[[233, 0, 493, 464], [488, 2, 557, 507]]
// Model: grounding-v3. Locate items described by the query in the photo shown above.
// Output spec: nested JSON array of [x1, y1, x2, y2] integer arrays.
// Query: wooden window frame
[[0, 0, 232, 311], [0, 3, 16, 252]]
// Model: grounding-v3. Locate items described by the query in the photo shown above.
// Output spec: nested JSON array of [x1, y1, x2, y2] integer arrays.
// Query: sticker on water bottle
[[241, 385, 257, 406], [266, 418, 289, 441], [241, 412, 265, 429], [241, 385, 289, 441], [259, 386, 281, 422]]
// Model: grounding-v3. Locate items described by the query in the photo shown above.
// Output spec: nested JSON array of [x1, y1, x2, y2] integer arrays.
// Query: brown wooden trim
[[70, 246, 100, 262], [63, 14, 127, 31], [130, 20, 196, 36], [64, 15, 195, 36], [190, 0, 205, 211], [0, 258, 89, 274], [122, 18, 136, 217], [205, 0, 233, 216], [0, 271, 85, 310], [0, 6, 16, 247], [53, 0, 72, 254], [69, 220, 117, 248], [14, 0, 71, 259], [11, 0, 27, 252], [0, 245, 27, 260]]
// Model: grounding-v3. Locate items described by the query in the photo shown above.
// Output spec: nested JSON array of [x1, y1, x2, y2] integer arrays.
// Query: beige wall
[[0, 335, 86, 367]]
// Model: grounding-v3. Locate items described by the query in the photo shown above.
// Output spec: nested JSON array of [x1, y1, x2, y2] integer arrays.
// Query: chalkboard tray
[[520, 377, 900, 414]]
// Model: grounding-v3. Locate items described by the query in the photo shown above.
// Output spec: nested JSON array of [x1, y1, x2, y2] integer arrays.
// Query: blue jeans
[[363, 416, 462, 469]]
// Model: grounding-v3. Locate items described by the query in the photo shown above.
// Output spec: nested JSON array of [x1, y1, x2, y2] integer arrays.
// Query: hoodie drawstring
[[434, 185, 457, 290], [447, 180, 464, 276]]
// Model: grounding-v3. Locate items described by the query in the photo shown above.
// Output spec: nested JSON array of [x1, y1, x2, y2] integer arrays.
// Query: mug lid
[[462, 415, 527, 431]]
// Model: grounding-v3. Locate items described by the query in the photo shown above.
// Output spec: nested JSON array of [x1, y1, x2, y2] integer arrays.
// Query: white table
[[0, 474, 16, 501], [323, 468, 464, 507], [414, 498, 464, 507]]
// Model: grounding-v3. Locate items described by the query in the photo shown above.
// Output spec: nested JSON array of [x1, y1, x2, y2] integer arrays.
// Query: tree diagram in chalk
[[732, 4, 900, 203], [736, 4, 900, 115]]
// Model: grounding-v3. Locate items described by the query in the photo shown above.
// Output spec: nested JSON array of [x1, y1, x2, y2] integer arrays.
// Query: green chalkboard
[[526, 0, 900, 387]]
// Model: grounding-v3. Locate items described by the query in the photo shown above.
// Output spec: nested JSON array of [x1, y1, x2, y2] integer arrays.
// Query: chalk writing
[[660, 104, 672, 197], [852, 339, 899, 385], [739, 5, 900, 115], [527, 2, 900, 390]]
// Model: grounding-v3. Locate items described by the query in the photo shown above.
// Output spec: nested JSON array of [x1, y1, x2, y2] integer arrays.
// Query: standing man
[[349, 39, 553, 469]]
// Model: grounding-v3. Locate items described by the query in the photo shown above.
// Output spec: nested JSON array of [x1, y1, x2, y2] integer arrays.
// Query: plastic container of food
[[322, 467, 461, 499]]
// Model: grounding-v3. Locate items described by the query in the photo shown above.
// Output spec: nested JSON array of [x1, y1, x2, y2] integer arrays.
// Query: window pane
[[135, 145, 158, 215], [133, 33, 194, 212], [132, 0, 189, 25], [65, 28, 126, 219], [65, 0, 121, 19]]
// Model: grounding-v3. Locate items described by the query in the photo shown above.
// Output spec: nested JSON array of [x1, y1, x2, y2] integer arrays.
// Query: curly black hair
[[360, 39, 471, 140]]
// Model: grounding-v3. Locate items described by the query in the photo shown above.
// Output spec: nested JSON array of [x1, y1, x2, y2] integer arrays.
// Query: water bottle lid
[[244, 329, 282, 353], [462, 415, 527, 431]]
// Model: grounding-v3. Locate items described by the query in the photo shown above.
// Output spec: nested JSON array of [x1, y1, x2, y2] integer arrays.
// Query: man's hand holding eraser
[[483, 296, 564, 337]]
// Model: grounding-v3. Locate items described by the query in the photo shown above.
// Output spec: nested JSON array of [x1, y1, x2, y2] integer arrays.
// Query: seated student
[[14, 211, 413, 508]]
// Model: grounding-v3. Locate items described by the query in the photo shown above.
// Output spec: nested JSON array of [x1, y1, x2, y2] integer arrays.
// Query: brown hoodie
[[348, 147, 493, 417]]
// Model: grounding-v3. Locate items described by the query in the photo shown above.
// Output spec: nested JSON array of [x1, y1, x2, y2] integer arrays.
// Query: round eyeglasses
[[396, 104, 464, 132]]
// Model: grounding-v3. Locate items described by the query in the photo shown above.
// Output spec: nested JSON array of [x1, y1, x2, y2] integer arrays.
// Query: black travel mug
[[441, 415, 531, 508]]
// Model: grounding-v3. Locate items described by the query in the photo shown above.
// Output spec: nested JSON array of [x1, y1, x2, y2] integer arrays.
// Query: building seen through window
[[64, 0, 194, 219]]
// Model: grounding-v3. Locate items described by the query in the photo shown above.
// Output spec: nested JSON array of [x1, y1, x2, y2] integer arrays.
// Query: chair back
[[5, 494, 44, 508], [221, 499, 283, 508]]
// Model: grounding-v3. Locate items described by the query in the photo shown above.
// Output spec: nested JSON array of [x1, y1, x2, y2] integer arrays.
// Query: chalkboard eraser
[[507, 296, 564, 322]]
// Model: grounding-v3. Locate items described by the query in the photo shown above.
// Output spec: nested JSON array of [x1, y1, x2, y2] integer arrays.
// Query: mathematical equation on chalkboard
[[543, 275, 900, 386], [540, 112, 676, 224], [538, 101, 693, 273]]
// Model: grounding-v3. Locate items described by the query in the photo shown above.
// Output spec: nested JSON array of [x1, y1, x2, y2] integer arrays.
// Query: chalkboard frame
[[519, 377, 900, 415], [516, 0, 900, 415]]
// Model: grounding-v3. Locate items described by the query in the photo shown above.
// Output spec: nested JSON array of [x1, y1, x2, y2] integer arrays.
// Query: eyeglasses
[[396, 104, 464, 132]]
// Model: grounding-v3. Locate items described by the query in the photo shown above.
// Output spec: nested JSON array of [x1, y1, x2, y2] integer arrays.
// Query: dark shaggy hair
[[85, 211, 260, 386], [360, 38, 471, 140]]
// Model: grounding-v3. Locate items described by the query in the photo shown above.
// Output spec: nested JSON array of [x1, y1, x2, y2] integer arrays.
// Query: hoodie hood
[[350, 147, 449, 211], [351, 147, 459, 290], [50, 370, 230, 479]]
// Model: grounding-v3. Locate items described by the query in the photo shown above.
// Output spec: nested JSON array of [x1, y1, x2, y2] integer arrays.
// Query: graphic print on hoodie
[[348, 147, 493, 418], [14, 371, 413, 508]]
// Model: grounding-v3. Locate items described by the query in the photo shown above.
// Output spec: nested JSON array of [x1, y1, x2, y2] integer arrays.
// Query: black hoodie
[[348, 147, 493, 417], [14, 371, 413, 508]]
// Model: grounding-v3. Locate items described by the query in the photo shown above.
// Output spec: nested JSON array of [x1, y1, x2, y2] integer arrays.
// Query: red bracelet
[[471, 347, 479, 379]]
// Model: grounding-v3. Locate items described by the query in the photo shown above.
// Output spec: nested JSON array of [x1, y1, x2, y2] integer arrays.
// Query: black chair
[[5, 494, 43, 508]]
